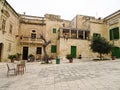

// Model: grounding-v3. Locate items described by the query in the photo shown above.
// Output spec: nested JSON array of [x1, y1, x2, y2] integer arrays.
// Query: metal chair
[[17, 64, 24, 75], [7, 63, 17, 76], [17, 60, 26, 75]]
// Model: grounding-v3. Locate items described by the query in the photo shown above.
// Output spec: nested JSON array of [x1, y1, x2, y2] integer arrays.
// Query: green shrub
[[66, 54, 73, 59]]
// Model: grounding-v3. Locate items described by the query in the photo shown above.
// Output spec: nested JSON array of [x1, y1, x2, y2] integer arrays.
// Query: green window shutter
[[109, 29, 113, 40], [110, 27, 119, 40], [113, 27, 119, 39], [53, 28, 56, 33], [51, 45, 57, 53]]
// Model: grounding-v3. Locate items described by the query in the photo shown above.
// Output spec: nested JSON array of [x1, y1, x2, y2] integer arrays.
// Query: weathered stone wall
[[90, 22, 107, 38], [58, 38, 97, 59], [45, 18, 71, 58], [0, 0, 19, 61], [19, 16, 46, 59], [104, 13, 120, 47], [0, 0, 120, 61]]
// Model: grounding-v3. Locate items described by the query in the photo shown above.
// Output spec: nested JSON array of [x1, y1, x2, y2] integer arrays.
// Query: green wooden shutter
[[109, 29, 113, 40], [110, 27, 119, 40], [53, 28, 56, 33], [51, 45, 57, 53], [112, 47, 120, 58], [114, 27, 119, 39]]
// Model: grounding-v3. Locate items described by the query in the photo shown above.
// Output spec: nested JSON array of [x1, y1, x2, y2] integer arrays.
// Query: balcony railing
[[20, 15, 46, 25], [20, 37, 43, 44], [58, 28, 90, 40]]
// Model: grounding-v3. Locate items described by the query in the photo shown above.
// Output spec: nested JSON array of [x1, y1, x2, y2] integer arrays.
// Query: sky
[[6, 0, 120, 20]]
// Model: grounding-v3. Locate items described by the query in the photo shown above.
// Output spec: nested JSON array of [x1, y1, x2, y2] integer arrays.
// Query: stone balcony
[[20, 37, 43, 44], [20, 15, 46, 25], [58, 27, 90, 40]]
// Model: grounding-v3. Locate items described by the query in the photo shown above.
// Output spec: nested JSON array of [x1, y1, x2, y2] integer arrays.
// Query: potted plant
[[8, 54, 16, 63], [111, 56, 116, 60], [66, 54, 73, 63], [28, 54, 35, 62], [16, 53, 21, 61]]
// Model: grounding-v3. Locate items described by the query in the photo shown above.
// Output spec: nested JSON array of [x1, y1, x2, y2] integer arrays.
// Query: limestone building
[[0, 0, 120, 62], [0, 0, 19, 62]]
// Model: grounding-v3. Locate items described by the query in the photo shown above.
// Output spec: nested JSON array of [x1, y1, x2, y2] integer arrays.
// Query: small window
[[51, 45, 57, 53], [53, 28, 56, 33], [109, 27, 119, 40], [31, 33, 36, 39], [2, 19, 6, 31], [36, 47, 42, 54], [9, 24, 13, 34]]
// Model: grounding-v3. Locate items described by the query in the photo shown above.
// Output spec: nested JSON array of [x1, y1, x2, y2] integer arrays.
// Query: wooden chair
[[7, 63, 17, 76]]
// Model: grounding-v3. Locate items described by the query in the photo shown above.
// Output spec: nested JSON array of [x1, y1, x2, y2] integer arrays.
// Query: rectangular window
[[2, 19, 6, 31], [9, 24, 13, 34], [51, 45, 57, 53], [53, 28, 56, 33], [31, 33, 36, 39], [36, 47, 42, 54], [109, 27, 119, 40]]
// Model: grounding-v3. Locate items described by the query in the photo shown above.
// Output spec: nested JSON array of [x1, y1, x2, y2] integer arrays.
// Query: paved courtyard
[[0, 59, 120, 90]]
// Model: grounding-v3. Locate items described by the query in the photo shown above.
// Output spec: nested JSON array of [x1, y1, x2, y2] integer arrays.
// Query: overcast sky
[[6, 0, 120, 20]]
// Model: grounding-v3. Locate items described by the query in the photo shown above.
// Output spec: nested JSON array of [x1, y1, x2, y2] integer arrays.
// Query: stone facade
[[0, 0, 120, 62], [0, 0, 19, 62], [19, 15, 46, 60], [103, 11, 120, 58], [104, 11, 120, 47]]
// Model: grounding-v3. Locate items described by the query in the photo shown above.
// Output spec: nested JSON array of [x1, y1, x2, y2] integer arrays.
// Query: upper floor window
[[2, 19, 6, 31], [109, 27, 119, 40], [31, 30, 36, 39], [36, 47, 42, 54], [71, 30, 77, 39], [31, 33, 36, 39], [9, 24, 13, 34], [53, 28, 56, 33], [78, 31, 83, 39]]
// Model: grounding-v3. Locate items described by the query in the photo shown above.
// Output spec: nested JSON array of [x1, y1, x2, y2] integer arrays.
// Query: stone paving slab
[[0, 59, 120, 90]]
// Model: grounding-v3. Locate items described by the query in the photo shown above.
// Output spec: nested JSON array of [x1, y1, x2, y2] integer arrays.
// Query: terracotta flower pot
[[11, 59, 14, 63], [112, 56, 115, 60], [69, 59, 73, 63]]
